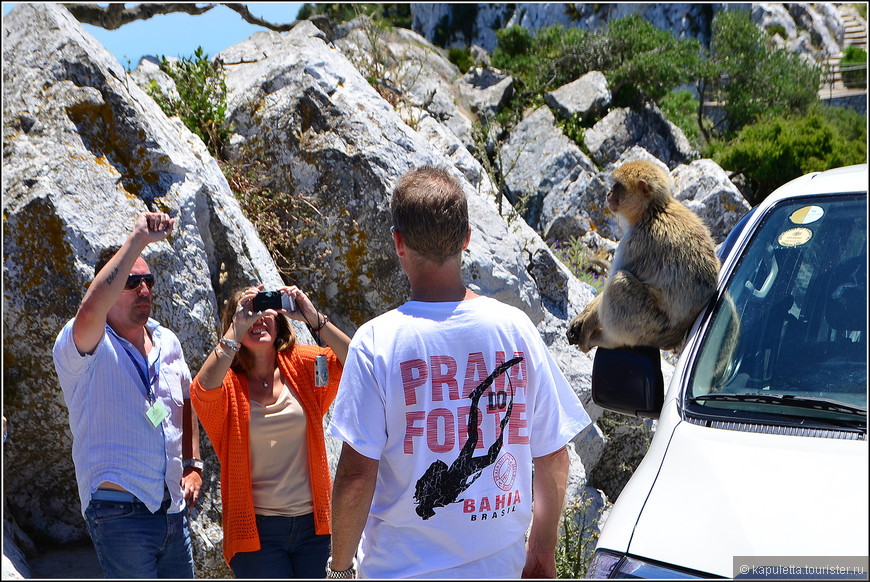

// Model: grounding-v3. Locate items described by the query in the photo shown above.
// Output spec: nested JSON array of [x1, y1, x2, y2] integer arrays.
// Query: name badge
[[145, 400, 170, 427]]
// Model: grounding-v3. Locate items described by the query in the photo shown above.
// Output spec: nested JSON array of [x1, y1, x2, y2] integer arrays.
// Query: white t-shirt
[[328, 296, 591, 578]]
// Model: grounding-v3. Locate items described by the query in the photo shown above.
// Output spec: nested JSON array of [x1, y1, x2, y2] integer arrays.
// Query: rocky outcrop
[[410, 4, 721, 53], [500, 105, 596, 229], [2, 2, 297, 575], [672, 159, 753, 243], [585, 102, 698, 171], [545, 71, 612, 124]]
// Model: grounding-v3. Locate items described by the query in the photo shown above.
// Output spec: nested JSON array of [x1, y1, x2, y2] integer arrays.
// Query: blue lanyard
[[107, 325, 160, 404]]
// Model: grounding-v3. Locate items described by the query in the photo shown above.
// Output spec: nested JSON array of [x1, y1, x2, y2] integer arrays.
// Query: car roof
[[764, 163, 868, 205]]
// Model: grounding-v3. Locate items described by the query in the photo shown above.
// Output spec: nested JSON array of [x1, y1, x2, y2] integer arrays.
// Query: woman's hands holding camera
[[278, 286, 324, 330], [235, 285, 324, 331]]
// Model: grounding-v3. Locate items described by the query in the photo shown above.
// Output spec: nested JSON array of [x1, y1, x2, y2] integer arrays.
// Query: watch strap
[[183, 457, 204, 471]]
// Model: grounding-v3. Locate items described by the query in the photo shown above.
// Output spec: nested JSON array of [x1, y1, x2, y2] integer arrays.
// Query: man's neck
[[110, 321, 151, 357], [406, 259, 477, 302]]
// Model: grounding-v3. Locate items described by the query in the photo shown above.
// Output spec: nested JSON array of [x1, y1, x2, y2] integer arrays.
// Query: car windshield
[[688, 193, 866, 428]]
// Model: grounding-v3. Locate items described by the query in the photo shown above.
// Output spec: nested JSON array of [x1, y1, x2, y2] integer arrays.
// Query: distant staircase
[[820, 6, 867, 95]]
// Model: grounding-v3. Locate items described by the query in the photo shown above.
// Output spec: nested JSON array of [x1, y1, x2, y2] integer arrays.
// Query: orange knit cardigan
[[191, 344, 342, 566]]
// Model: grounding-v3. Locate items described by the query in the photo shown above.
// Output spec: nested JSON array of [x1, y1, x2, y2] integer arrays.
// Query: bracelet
[[214, 346, 234, 359], [219, 337, 241, 352], [313, 313, 328, 333], [326, 557, 357, 579]]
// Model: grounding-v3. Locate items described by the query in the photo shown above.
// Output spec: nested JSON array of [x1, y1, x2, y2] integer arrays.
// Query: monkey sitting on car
[[567, 160, 720, 353]]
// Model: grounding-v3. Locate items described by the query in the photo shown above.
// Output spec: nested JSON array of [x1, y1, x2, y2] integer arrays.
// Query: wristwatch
[[326, 557, 357, 579], [183, 457, 204, 471]]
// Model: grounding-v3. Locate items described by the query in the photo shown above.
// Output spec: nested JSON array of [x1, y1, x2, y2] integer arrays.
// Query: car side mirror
[[592, 346, 665, 419]]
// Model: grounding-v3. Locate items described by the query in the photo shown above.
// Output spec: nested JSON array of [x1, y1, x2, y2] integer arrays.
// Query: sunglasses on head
[[125, 274, 155, 290]]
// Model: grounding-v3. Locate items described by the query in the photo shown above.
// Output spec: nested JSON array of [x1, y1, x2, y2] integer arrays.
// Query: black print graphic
[[413, 356, 523, 520]]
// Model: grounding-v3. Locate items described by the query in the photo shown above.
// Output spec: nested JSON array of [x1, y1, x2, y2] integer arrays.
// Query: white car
[[587, 164, 868, 578]]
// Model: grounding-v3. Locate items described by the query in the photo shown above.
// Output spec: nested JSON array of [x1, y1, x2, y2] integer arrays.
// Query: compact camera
[[252, 290, 295, 313]]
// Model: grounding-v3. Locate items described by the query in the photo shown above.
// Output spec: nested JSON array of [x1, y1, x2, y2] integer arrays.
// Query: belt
[[92, 486, 172, 503]]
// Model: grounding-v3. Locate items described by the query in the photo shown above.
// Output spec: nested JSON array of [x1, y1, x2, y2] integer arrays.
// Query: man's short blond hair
[[390, 166, 468, 264]]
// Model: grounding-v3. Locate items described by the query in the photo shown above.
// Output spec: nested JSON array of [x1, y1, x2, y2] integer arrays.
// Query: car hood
[[627, 419, 869, 577]]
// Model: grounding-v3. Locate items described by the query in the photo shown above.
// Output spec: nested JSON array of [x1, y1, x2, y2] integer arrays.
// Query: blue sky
[[2, 3, 303, 67]]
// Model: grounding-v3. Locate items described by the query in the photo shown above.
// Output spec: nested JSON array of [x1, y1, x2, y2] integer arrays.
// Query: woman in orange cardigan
[[192, 285, 350, 578]]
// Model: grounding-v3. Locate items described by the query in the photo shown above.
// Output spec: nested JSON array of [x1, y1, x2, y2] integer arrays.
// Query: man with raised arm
[[53, 211, 202, 578]]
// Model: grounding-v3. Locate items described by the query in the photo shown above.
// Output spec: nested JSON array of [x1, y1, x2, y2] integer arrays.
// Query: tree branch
[[63, 3, 300, 33], [63, 3, 217, 30], [221, 3, 298, 32]]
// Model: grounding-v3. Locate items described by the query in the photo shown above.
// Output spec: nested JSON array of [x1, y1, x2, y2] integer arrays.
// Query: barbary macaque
[[567, 160, 720, 352]]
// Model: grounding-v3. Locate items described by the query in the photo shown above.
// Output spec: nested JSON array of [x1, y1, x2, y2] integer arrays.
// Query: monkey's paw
[[566, 315, 595, 353]]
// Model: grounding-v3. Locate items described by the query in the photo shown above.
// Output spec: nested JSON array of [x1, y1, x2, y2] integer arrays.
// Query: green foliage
[[492, 24, 594, 113], [557, 112, 586, 147], [448, 48, 473, 73], [549, 236, 607, 292], [708, 10, 820, 135], [766, 24, 787, 39], [708, 104, 867, 204], [492, 17, 701, 119], [556, 494, 605, 578], [297, 3, 411, 28], [604, 14, 702, 106], [148, 47, 229, 158], [840, 46, 867, 88], [660, 90, 702, 148]]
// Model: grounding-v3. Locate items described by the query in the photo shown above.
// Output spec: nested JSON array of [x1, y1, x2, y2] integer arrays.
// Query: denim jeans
[[229, 513, 331, 579], [84, 492, 194, 578]]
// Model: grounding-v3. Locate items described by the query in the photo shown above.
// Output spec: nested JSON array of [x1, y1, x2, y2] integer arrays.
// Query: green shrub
[[448, 47, 473, 73], [148, 47, 229, 158], [605, 14, 702, 106], [492, 17, 702, 120], [660, 90, 702, 148], [708, 10, 820, 136], [766, 24, 787, 38], [708, 104, 867, 204], [840, 46, 867, 88], [492, 24, 592, 107], [556, 494, 605, 578]]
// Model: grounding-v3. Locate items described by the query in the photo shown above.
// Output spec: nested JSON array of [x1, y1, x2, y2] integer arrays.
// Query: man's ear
[[462, 227, 471, 251], [392, 226, 405, 256]]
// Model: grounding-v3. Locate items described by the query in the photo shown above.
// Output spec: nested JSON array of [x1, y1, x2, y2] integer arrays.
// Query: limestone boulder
[[672, 159, 753, 244], [544, 71, 612, 123], [500, 105, 596, 229], [585, 102, 698, 170]]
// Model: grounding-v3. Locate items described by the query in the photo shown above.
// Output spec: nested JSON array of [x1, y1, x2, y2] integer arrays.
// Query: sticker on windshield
[[789, 205, 824, 225], [778, 227, 813, 247]]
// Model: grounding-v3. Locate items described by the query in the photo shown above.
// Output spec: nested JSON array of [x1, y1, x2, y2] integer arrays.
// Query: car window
[[688, 194, 866, 429]]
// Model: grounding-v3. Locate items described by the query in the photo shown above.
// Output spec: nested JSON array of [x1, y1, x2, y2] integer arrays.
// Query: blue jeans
[[84, 490, 194, 578], [229, 513, 330, 579]]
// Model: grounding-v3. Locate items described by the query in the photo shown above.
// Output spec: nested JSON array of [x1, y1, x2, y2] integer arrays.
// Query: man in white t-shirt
[[326, 166, 591, 579]]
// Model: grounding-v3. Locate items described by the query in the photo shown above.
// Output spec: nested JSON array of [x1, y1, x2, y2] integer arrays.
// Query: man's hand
[[132, 211, 175, 245], [182, 468, 202, 506]]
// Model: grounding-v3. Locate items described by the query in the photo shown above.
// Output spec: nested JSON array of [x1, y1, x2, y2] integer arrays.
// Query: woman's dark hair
[[220, 287, 296, 374]]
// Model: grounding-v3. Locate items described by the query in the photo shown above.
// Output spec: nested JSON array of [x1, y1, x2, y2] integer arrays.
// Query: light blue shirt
[[53, 317, 191, 515]]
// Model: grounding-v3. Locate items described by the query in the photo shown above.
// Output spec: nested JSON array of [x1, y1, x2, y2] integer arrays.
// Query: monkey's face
[[607, 179, 646, 224], [606, 181, 624, 213]]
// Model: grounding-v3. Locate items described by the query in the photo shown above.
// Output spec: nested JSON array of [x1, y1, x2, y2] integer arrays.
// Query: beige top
[[249, 381, 313, 517]]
